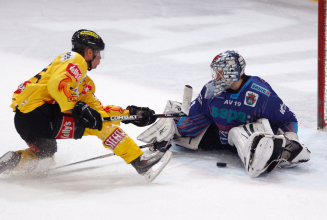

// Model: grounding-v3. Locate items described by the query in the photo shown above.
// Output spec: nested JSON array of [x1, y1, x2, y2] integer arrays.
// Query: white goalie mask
[[205, 50, 246, 99]]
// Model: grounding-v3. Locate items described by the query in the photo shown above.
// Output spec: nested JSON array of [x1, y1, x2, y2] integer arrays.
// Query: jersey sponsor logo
[[60, 52, 75, 62], [211, 107, 247, 123], [280, 102, 287, 114], [58, 75, 78, 102], [66, 63, 82, 82], [82, 84, 93, 95], [103, 128, 126, 150], [244, 91, 258, 107], [110, 115, 138, 120], [251, 83, 270, 96], [80, 31, 99, 39], [197, 93, 202, 105], [224, 100, 241, 106], [55, 116, 75, 139], [230, 93, 239, 99], [14, 81, 31, 94]]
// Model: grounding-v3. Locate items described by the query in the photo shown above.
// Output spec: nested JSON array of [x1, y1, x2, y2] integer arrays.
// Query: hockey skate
[[131, 151, 172, 182], [0, 151, 21, 174]]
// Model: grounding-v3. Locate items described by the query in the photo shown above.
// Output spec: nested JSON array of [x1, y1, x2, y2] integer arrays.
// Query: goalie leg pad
[[137, 118, 179, 152], [279, 139, 311, 168], [172, 125, 209, 150], [228, 118, 274, 147], [244, 134, 285, 178], [228, 119, 285, 177], [228, 118, 274, 162]]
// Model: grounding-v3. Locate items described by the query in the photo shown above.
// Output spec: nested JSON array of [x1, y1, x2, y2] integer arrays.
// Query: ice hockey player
[[137, 50, 310, 178], [0, 29, 172, 182]]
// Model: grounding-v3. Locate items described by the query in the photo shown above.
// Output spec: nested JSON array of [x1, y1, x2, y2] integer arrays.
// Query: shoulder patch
[[244, 91, 259, 107], [66, 63, 82, 82], [82, 84, 93, 94], [251, 83, 270, 96]]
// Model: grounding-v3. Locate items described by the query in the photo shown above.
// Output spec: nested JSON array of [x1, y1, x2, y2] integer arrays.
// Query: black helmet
[[71, 29, 105, 55], [71, 29, 105, 70]]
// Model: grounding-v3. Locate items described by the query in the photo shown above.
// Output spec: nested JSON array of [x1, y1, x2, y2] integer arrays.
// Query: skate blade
[[144, 151, 172, 183]]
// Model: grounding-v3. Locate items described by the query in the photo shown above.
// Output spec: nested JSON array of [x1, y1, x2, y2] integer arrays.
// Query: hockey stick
[[102, 85, 193, 122], [50, 143, 154, 171]]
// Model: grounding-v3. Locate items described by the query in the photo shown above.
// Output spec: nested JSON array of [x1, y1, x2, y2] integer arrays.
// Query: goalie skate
[[131, 151, 173, 182]]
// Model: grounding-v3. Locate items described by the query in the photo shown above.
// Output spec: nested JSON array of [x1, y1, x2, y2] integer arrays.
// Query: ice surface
[[0, 0, 325, 219]]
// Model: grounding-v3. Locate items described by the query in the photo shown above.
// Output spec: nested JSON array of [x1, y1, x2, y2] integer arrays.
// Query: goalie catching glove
[[72, 101, 103, 131], [122, 105, 157, 127]]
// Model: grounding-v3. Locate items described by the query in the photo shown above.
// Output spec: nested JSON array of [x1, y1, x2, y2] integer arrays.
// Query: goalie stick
[[102, 85, 193, 122]]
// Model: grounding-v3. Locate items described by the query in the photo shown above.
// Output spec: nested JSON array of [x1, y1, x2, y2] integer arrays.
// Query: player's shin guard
[[86, 122, 172, 181], [12, 148, 39, 171], [0, 148, 51, 174], [85, 122, 143, 164], [14, 148, 55, 173]]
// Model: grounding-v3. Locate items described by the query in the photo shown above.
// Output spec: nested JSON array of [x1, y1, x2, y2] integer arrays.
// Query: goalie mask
[[205, 50, 246, 99]]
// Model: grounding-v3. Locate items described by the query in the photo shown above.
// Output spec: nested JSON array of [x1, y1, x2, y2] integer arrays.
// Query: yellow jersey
[[11, 51, 129, 120]]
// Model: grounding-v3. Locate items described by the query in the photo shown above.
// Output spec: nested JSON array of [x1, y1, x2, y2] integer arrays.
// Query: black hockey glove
[[72, 101, 103, 131], [122, 105, 156, 127]]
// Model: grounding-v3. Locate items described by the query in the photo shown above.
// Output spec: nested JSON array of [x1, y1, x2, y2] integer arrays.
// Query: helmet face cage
[[205, 50, 246, 99], [210, 50, 242, 85]]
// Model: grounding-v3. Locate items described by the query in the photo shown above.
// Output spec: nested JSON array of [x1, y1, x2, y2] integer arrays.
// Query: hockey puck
[[216, 162, 227, 167]]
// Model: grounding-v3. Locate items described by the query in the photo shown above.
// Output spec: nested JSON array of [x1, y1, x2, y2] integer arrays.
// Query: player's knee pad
[[26, 139, 57, 159], [137, 118, 179, 152], [20, 134, 57, 159], [51, 115, 86, 140]]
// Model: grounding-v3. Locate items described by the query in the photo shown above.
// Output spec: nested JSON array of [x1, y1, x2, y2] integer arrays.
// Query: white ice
[[0, 0, 325, 219]]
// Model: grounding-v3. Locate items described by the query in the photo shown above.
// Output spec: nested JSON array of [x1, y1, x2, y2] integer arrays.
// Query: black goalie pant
[[14, 103, 86, 159], [198, 123, 237, 152]]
